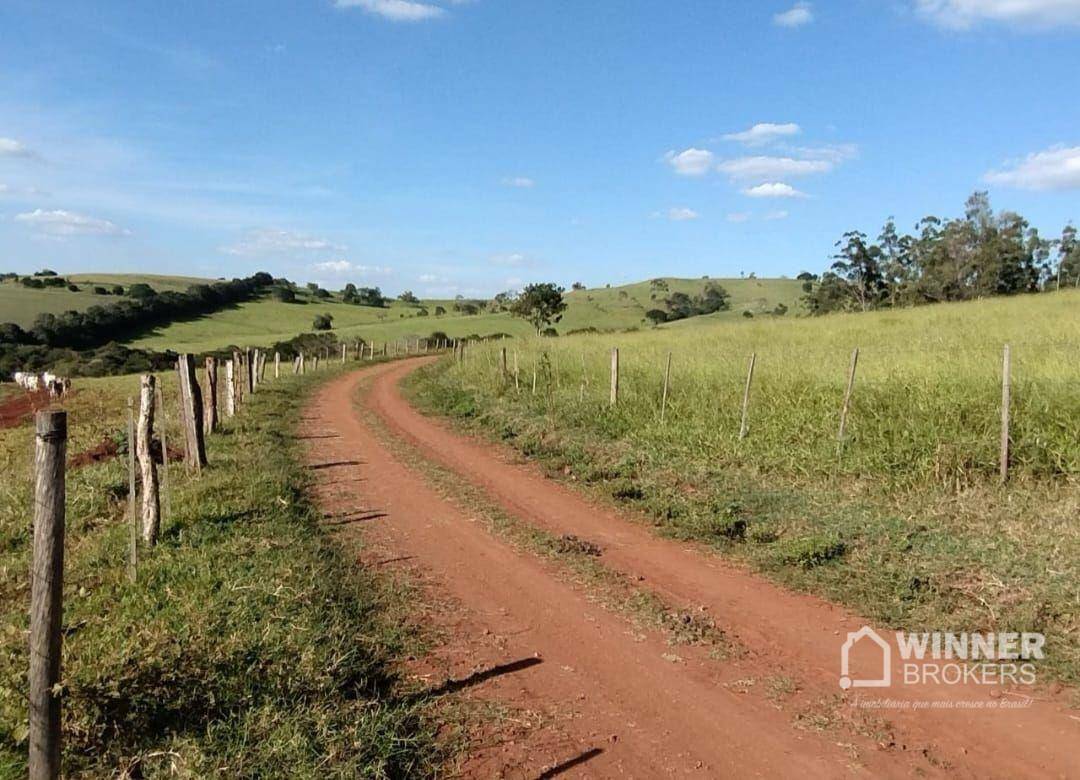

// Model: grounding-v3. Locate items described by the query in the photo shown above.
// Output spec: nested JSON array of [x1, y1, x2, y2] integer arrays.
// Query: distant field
[[0, 274, 215, 329], [1, 274, 807, 350], [566, 277, 806, 332], [125, 276, 806, 352]]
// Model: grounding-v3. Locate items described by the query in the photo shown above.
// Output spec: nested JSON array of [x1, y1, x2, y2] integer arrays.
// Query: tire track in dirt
[[352, 357, 1080, 778], [304, 363, 915, 778]]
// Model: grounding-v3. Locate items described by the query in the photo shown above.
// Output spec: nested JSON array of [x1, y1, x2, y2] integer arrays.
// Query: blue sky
[[1, 0, 1078, 298]]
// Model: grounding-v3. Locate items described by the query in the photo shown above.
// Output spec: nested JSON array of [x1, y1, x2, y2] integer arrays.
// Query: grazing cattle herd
[[13, 371, 71, 399]]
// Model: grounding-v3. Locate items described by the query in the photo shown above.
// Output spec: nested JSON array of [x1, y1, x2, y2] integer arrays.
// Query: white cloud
[[765, 209, 790, 220], [0, 137, 38, 159], [223, 228, 344, 256], [914, 0, 1080, 29], [314, 260, 353, 273], [666, 207, 700, 221], [984, 145, 1080, 190], [14, 208, 129, 236], [726, 212, 751, 223], [742, 182, 807, 198], [718, 155, 832, 181], [418, 273, 444, 282], [723, 122, 802, 146], [502, 176, 535, 188], [312, 260, 394, 276], [663, 148, 716, 176], [773, 2, 814, 27], [335, 0, 447, 21]]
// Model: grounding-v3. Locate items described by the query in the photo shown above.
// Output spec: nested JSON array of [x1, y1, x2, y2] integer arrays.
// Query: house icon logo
[[839, 626, 891, 689]]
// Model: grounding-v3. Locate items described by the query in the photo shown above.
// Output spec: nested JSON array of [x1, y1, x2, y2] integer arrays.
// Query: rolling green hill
[[125, 276, 806, 353], [0, 274, 216, 329], [1, 273, 807, 352]]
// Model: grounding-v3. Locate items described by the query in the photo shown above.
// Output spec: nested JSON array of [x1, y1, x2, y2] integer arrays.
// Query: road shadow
[[407, 656, 543, 703], [537, 748, 605, 778]]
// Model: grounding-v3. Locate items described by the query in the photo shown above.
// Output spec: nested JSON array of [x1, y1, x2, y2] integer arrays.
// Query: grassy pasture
[[123, 276, 806, 354], [0, 367, 444, 775], [0, 275, 216, 330], [406, 289, 1080, 683]]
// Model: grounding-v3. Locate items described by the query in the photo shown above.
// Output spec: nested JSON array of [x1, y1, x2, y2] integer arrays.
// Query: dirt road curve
[[303, 359, 1079, 778]]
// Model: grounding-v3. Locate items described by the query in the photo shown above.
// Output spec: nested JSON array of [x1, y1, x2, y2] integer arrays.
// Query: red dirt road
[[304, 360, 1080, 778]]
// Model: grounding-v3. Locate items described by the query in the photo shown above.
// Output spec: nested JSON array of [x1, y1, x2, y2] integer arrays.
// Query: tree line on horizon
[[803, 191, 1079, 315]]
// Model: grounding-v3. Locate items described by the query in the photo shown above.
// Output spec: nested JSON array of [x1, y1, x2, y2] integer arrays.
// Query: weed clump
[[775, 534, 847, 568]]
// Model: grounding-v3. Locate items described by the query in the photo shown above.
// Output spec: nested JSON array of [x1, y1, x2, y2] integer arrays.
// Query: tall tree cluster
[[804, 192, 1077, 315]]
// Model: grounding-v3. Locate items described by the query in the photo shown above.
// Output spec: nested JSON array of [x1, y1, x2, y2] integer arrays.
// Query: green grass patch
[[0, 369, 444, 777]]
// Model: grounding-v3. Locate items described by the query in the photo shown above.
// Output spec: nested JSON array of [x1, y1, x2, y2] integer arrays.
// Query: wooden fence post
[[274, 351, 280, 379], [246, 348, 255, 394], [609, 348, 619, 406], [514, 350, 520, 391], [156, 387, 172, 529], [176, 354, 208, 472], [313, 354, 320, 372], [29, 410, 66, 780], [739, 352, 756, 441], [1000, 344, 1011, 483], [225, 360, 235, 417], [203, 357, 218, 435], [231, 351, 241, 404], [126, 398, 137, 582], [259, 351, 267, 383], [660, 351, 672, 424], [137, 375, 161, 546], [837, 347, 859, 452], [299, 352, 305, 375], [500, 347, 508, 378], [341, 343, 347, 363]]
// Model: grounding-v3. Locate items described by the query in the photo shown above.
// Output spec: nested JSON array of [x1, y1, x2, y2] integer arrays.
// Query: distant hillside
[[563, 277, 805, 331], [0, 273, 217, 329], [128, 276, 806, 353], [1, 272, 807, 353]]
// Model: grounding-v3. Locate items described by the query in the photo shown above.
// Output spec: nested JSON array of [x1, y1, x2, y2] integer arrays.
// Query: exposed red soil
[[68, 437, 120, 469], [67, 437, 182, 471], [0, 388, 55, 429], [303, 360, 1080, 778]]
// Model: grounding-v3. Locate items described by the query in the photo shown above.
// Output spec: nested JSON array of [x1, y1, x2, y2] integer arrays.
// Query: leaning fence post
[[837, 347, 859, 453], [126, 397, 137, 582], [177, 354, 208, 472], [203, 356, 218, 435], [1000, 344, 1011, 483], [739, 352, 756, 441], [609, 347, 619, 406], [660, 351, 672, 424], [29, 410, 66, 780], [137, 375, 161, 545]]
